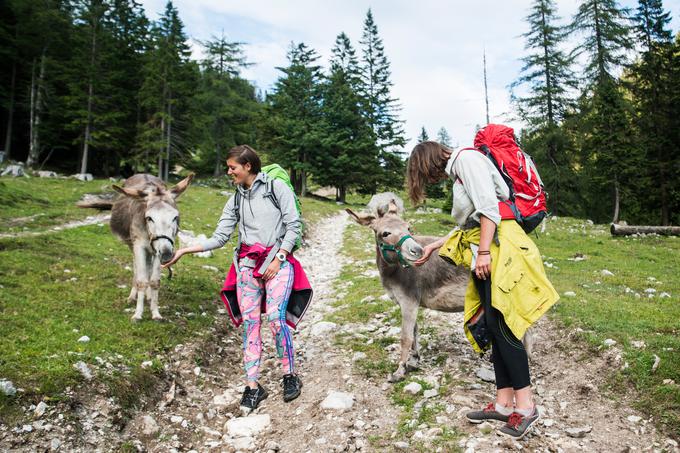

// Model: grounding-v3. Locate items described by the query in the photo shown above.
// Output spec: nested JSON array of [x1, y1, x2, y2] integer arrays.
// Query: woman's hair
[[406, 141, 451, 206], [226, 145, 261, 174]]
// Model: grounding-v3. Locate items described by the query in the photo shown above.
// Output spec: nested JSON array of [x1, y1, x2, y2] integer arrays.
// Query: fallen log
[[610, 224, 680, 236]]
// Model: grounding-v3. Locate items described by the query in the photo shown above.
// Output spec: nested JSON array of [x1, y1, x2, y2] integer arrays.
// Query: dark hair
[[226, 145, 261, 174], [406, 141, 451, 206]]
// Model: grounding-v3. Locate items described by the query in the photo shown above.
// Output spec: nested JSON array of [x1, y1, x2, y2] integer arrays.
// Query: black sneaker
[[466, 402, 511, 424], [282, 374, 302, 402], [240, 383, 268, 412], [499, 406, 540, 439]]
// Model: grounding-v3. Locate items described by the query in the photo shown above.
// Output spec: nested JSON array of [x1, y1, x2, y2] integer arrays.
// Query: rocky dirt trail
[[1, 211, 679, 452]]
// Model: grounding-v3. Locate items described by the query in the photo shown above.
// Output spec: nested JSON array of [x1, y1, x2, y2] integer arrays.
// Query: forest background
[[1, 0, 679, 224]]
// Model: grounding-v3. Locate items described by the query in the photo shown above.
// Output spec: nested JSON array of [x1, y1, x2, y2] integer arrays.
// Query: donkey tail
[[76, 194, 116, 210]]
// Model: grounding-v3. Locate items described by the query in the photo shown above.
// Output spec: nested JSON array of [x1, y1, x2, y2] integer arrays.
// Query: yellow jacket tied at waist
[[439, 220, 559, 354]]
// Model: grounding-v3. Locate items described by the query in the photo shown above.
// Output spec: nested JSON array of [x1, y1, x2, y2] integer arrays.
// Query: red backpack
[[466, 124, 547, 233]]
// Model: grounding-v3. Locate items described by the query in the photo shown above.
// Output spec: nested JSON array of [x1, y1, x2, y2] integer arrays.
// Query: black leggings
[[473, 275, 531, 390]]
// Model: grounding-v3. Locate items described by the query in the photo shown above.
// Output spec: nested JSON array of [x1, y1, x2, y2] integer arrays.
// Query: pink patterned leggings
[[237, 261, 295, 382]]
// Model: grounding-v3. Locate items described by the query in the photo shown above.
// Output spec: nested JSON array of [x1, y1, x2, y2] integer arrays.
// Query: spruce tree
[[315, 32, 376, 202], [417, 126, 429, 142], [512, 0, 578, 215], [569, 0, 637, 222], [627, 0, 675, 224], [359, 9, 406, 189], [262, 42, 324, 195]]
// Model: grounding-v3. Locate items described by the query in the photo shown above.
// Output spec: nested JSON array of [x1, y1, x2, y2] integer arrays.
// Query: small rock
[[563, 291, 576, 297], [141, 415, 159, 436], [601, 269, 614, 276], [603, 339, 617, 347], [201, 265, 219, 272], [225, 414, 271, 437], [141, 360, 153, 368], [34, 401, 48, 418], [72, 173, 93, 182], [77, 336, 90, 343], [631, 340, 645, 349], [320, 391, 354, 410], [662, 379, 675, 385], [193, 367, 201, 376], [22, 424, 33, 433], [565, 426, 592, 438], [403, 382, 422, 395], [627, 415, 642, 423], [385, 326, 401, 337], [477, 421, 494, 434], [476, 367, 495, 383], [170, 415, 183, 424], [0, 379, 17, 396], [231, 436, 255, 451], [50, 438, 62, 450], [264, 440, 280, 451], [352, 352, 367, 362], [423, 389, 438, 398], [652, 355, 661, 372], [394, 441, 409, 450], [73, 361, 93, 380], [310, 321, 338, 337]]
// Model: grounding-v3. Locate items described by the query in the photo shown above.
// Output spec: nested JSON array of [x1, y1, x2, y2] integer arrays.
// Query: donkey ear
[[113, 185, 147, 199], [170, 173, 194, 199], [346, 208, 375, 226]]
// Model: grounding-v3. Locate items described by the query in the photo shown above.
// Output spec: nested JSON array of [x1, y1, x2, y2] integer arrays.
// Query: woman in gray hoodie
[[163, 145, 304, 413]]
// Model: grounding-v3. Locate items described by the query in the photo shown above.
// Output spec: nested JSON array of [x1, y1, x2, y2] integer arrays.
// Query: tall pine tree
[[359, 9, 406, 189], [569, 0, 637, 222]]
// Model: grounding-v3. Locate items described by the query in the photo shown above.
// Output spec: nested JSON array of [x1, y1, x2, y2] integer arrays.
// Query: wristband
[[478, 250, 491, 255]]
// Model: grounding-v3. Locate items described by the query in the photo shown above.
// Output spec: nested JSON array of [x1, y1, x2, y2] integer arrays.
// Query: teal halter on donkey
[[379, 233, 415, 267]]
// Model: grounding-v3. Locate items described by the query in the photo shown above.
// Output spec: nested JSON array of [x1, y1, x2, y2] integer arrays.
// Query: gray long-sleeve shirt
[[201, 173, 301, 259], [445, 148, 510, 226]]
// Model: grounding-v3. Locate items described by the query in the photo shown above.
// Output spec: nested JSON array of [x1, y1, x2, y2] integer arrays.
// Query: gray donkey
[[347, 199, 469, 382], [78, 174, 193, 321]]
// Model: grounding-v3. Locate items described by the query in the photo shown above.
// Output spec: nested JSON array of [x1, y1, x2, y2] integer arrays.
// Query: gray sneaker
[[466, 402, 511, 424], [499, 407, 540, 439]]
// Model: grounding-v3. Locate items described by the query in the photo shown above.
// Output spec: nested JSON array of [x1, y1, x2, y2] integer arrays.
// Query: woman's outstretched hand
[[414, 243, 438, 266], [161, 249, 186, 268]]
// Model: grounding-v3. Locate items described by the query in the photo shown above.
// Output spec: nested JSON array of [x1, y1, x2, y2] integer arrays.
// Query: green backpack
[[234, 164, 304, 250]]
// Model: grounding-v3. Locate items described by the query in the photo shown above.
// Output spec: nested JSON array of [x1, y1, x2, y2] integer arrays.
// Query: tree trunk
[[27, 51, 47, 168], [213, 145, 221, 177], [338, 185, 346, 203], [164, 100, 172, 181], [4, 62, 16, 157], [80, 17, 98, 175], [611, 224, 680, 236], [158, 116, 165, 179], [611, 179, 620, 224]]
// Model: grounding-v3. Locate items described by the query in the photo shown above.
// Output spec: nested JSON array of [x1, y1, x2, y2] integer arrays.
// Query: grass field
[[1, 177, 678, 437]]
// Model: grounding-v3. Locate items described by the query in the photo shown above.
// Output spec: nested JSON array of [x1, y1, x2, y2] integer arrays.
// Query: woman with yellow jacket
[[406, 140, 559, 440]]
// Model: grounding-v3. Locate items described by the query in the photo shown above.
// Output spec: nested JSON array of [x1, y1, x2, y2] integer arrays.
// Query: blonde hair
[[406, 141, 451, 206]]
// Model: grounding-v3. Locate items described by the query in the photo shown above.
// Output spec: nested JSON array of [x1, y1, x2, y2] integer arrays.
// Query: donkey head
[[113, 174, 194, 264], [346, 200, 424, 267]]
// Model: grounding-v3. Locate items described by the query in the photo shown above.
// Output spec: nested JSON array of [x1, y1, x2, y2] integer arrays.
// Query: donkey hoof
[[388, 371, 406, 383], [152, 316, 165, 323], [405, 358, 420, 372], [131, 315, 143, 322]]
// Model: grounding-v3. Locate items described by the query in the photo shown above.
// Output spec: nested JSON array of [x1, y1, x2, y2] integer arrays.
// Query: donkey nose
[[410, 244, 424, 258], [160, 250, 174, 264]]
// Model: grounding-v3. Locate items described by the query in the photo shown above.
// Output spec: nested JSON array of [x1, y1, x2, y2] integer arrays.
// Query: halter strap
[[151, 235, 175, 246], [379, 234, 414, 267]]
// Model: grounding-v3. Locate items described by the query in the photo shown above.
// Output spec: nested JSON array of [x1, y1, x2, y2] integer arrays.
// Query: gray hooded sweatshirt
[[200, 172, 301, 271]]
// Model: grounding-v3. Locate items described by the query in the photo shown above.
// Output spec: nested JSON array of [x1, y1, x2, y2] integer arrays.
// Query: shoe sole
[[466, 416, 509, 424], [499, 414, 540, 440], [283, 381, 303, 402]]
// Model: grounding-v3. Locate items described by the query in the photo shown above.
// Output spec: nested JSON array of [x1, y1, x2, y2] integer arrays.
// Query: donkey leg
[[406, 321, 420, 371], [127, 248, 137, 303], [389, 300, 418, 383], [131, 244, 149, 321], [147, 254, 163, 320]]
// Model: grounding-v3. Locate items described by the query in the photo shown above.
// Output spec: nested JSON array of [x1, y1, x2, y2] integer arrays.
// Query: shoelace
[[482, 402, 496, 413], [507, 412, 523, 429]]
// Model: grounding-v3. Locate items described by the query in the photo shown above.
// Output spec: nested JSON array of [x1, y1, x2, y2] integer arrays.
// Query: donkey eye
[[381, 231, 391, 238], [173, 216, 179, 223], [146, 216, 153, 223]]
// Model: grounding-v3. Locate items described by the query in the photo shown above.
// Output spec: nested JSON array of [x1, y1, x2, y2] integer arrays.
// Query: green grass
[[0, 176, 342, 421]]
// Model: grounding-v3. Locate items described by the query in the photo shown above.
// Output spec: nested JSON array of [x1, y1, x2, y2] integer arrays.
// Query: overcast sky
[[140, 0, 680, 151]]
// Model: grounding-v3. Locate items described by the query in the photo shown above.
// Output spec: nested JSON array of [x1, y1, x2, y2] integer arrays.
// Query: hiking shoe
[[499, 407, 540, 439], [282, 374, 303, 402], [240, 383, 268, 412], [466, 402, 511, 424]]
